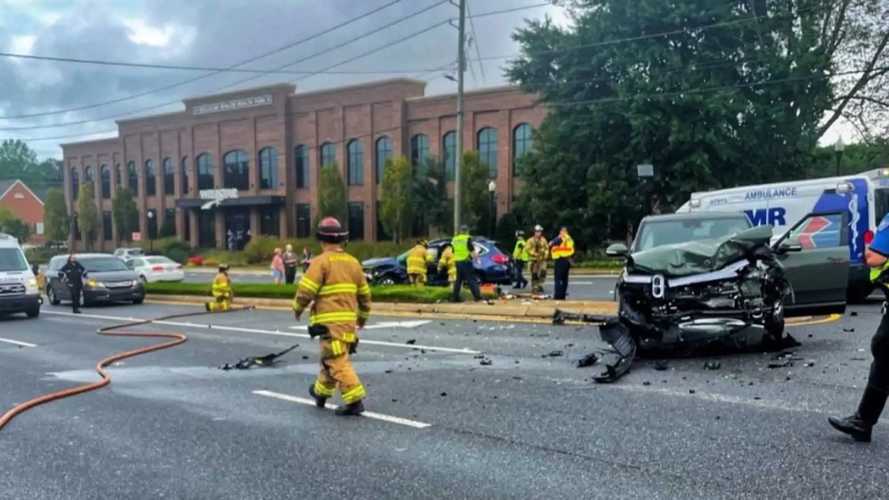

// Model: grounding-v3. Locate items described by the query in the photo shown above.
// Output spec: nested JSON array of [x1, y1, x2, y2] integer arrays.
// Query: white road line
[[252, 390, 431, 429], [607, 384, 830, 415], [0, 337, 37, 348], [42, 310, 479, 355]]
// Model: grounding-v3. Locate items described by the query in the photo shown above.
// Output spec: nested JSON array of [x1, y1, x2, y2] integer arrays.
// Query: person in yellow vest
[[438, 244, 457, 286], [294, 217, 372, 416], [451, 225, 482, 302], [526, 225, 550, 294], [205, 264, 233, 312], [406, 240, 430, 286], [512, 230, 529, 289], [550, 226, 575, 300]]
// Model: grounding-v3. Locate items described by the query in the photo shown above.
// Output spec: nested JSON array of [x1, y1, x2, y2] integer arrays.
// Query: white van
[[0, 233, 41, 318]]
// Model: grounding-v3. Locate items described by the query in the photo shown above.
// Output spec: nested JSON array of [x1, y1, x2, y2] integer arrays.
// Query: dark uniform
[[451, 226, 482, 303], [59, 258, 86, 313]]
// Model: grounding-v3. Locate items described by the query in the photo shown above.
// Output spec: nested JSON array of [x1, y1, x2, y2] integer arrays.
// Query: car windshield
[[0, 248, 28, 272], [79, 257, 129, 272], [635, 217, 750, 252]]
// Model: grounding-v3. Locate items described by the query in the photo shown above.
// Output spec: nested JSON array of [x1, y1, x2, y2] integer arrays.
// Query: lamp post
[[488, 180, 496, 237], [834, 137, 845, 177], [147, 210, 155, 254]]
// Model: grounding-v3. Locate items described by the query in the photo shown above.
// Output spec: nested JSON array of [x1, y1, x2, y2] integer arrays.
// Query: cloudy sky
[[0, 0, 566, 159]]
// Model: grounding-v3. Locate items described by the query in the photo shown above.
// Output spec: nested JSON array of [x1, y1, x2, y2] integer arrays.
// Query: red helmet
[[316, 216, 348, 243]]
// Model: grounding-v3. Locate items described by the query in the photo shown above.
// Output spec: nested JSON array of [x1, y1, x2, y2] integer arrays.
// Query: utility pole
[[453, 0, 466, 233]]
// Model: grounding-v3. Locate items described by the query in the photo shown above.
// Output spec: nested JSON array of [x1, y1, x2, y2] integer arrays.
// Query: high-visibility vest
[[551, 234, 575, 259], [513, 238, 528, 261], [452, 233, 472, 262], [871, 261, 889, 283]]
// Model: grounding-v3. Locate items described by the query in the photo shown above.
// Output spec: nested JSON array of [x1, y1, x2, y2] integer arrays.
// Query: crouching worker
[[407, 240, 430, 286], [294, 217, 372, 416], [205, 264, 233, 312]]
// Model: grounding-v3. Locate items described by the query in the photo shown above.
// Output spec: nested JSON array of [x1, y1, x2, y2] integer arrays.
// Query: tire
[[132, 297, 144, 305], [380, 277, 396, 286], [26, 305, 40, 318], [140, 275, 148, 285], [765, 300, 785, 340], [47, 286, 60, 305]]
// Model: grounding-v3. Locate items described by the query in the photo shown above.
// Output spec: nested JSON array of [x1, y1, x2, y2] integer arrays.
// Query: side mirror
[[778, 237, 803, 253], [606, 243, 629, 257]]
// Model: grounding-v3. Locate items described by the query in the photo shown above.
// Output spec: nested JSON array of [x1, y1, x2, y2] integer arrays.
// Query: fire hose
[[0, 306, 254, 432]]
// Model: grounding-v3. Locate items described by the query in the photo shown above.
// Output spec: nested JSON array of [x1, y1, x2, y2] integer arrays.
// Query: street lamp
[[146, 210, 155, 254], [488, 180, 496, 237], [835, 137, 845, 177]]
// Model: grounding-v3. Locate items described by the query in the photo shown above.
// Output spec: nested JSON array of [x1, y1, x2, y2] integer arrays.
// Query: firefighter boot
[[335, 400, 365, 416], [308, 385, 327, 408], [829, 414, 872, 443]]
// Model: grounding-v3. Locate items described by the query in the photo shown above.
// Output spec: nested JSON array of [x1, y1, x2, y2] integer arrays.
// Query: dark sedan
[[46, 254, 145, 307]]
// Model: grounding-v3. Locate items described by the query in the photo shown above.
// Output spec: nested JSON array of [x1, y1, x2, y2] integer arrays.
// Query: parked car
[[46, 254, 145, 307], [363, 238, 512, 286], [113, 247, 145, 262], [0, 232, 41, 318], [126, 256, 185, 283]]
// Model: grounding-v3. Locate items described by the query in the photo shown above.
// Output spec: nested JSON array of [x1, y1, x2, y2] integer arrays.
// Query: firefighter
[[294, 217, 371, 416], [512, 230, 529, 289], [451, 225, 482, 302], [406, 240, 430, 286], [526, 225, 549, 294], [205, 264, 233, 312], [830, 215, 889, 442], [550, 226, 575, 300], [438, 244, 457, 286], [59, 254, 85, 314]]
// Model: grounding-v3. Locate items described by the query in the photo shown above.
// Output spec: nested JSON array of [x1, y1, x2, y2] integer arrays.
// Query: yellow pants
[[313, 338, 365, 404], [206, 295, 231, 312], [408, 273, 427, 286]]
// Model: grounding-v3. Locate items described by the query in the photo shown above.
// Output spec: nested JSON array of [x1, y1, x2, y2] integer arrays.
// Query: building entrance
[[225, 208, 251, 251]]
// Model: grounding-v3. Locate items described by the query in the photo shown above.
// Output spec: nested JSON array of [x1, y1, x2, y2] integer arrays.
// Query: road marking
[[252, 390, 431, 429], [42, 310, 479, 355], [606, 384, 830, 415], [0, 337, 37, 348], [786, 313, 842, 327], [289, 319, 431, 331]]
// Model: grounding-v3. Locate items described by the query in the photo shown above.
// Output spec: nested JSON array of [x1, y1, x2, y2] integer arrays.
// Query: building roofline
[[60, 136, 120, 148], [407, 84, 525, 102], [0, 179, 45, 205], [116, 110, 186, 125], [290, 78, 426, 100], [183, 83, 296, 104]]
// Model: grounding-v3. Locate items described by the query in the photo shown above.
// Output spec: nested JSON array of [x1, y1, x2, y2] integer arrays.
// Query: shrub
[[25, 246, 57, 265], [243, 236, 280, 264], [203, 259, 218, 267]]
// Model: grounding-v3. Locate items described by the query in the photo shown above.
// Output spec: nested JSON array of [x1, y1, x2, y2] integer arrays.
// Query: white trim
[[0, 180, 44, 206], [252, 390, 432, 429], [0, 337, 37, 348]]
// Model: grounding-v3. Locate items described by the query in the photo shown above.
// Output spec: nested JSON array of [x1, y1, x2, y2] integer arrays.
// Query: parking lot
[[2, 298, 888, 498]]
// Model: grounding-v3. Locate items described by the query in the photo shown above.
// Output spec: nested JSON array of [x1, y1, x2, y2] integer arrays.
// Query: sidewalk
[[183, 266, 621, 277]]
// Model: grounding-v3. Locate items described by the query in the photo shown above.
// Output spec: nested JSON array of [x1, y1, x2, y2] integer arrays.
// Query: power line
[[465, 0, 487, 84]]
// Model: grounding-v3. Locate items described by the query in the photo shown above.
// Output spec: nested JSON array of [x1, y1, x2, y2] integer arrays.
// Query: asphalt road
[[2, 300, 888, 499]]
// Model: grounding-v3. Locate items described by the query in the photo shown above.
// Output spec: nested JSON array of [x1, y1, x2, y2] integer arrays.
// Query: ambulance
[[0, 232, 41, 318], [678, 168, 889, 302]]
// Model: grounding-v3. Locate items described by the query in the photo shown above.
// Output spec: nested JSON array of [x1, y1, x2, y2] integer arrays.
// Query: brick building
[[0, 179, 46, 244], [61, 79, 545, 249]]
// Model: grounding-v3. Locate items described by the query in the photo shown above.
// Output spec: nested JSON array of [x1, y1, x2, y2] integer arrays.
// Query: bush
[[243, 236, 280, 264], [151, 237, 191, 263], [25, 246, 58, 265]]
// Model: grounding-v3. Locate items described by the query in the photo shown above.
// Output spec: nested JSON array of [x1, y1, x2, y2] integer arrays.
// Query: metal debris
[[703, 361, 721, 370], [576, 353, 598, 368]]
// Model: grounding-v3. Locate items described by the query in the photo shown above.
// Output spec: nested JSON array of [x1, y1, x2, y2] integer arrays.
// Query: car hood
[[86, 270, 139, 281], [362, 257, 400, 269], [628, 226, 773, 278]]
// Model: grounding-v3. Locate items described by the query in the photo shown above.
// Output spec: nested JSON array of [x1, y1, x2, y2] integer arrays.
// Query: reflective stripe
[[341, 384, 366, 404], [357, 310, 370, 320], [292, 299, 303, 312], [340, 332, 357, 343], [298, 277, 320, 293], [357, 284, 371, 296], [330, 340, 346, 356], [310, 311, 358, 325], [313, 380, 335, 398], [318, 283, 358, 296]]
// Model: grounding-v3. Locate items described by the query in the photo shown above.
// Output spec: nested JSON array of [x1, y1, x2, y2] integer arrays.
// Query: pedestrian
[[526, 225, 549, 295], [550, 226, 575, 300], [205, 264, 233, 312], [406, 240, 430, 286], [301, 246, 313, 274], [512, 230, 529, 289], [438, 244, 457, 286], [271, 248, 285, 285], [829, 214, 889, 442], [451, 225, 482, 303], [58, 254, 85, 314], [226, 229, 235, 252], [294, 217, 371, 416], [283, 244, 298, 284]]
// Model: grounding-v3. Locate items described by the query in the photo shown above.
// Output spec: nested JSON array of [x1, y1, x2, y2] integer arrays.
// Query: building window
[[376, 201, 390, 241], [163, 158, 175, 195], [410, 134, 429, 166], [347, 139, 363, 186], [196, 153, 214, 191], [223, 150, 249, 191], [114, 164, 121, 189], [163, 208, 176, 237], [147, 209, 158, 239], [84, 166, 94, 184], [295, 145, 309, 188], [513, 123, 533, 176], [348, 202, 364, 241], [320, 142, 336, 168], [100, 165, 111, 199], [260, 206, 280, 236], [181, 157, 190, 195], [295, 204, 311, 238], [71, 169, 79, 199], [259, 147, 278, 190], [102, 211, 112, 241], [145, 159, 157, 196], [477, 127, 498, 178], [375, 136, 391, 185], [443, 131, 456, 181], [127, 161, 138, 194], [198, 210, 215, 247]]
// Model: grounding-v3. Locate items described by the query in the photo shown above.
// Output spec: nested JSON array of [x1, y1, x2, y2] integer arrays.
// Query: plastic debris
[[406, 339, 417, 345], [654, 361, 669, 371], [703, 361, 721, 370], [576, 353, 598, 368]]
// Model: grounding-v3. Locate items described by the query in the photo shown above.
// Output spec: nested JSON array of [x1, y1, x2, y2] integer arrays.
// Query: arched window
[[114, 164, 122, 189], [71, 168, 80, 200], [443, 131, 456, 180], [320, 142, 336, 168], [100, 165, 111, 199], [258, 147, 278, 190], [84, 166, 94, 184], [180, 157, 190, 195], [294, 145, 308, 188], [163, 157, 175, 195], [223, 150, 249, 191], [375, 136, 392, 185], [410, 134, 429, 166], [513, 123, 533, 176], [347, 139, 363, 186], [196, 153, 214, 190], [477, 127, 497, 178], [127, 161, 138, 194], [144, 159, 157, 196]]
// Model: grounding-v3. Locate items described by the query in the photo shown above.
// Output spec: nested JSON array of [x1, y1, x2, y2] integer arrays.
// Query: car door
[[775, 212, 849, 314], [49, 257, 70, 300]]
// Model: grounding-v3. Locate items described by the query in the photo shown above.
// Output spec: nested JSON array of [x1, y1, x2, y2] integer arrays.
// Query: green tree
[[459, 151, 489, 234], [112, 188, 139, 243], [0, 207, 31, 242], [316, 163, 347, 226], [43, 187, 69, 243], [0, 140, 62, 188], [76, 182, 98, 249], [412, 157, 450, 235], [380, 155, 413, 243]]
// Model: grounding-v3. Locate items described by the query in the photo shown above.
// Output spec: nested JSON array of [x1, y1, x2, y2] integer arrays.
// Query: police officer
[[59, 254, 85, 314], [512, 230, 528, 289], [829, 214, 889, 442], [205, 264, 233, 312], [294, 217, 372, 416], [550, 226, 575, 300], [451, 224, 482, 303]]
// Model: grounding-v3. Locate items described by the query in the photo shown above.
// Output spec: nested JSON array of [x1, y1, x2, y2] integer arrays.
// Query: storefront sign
[[192, 95, 272, 116]]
